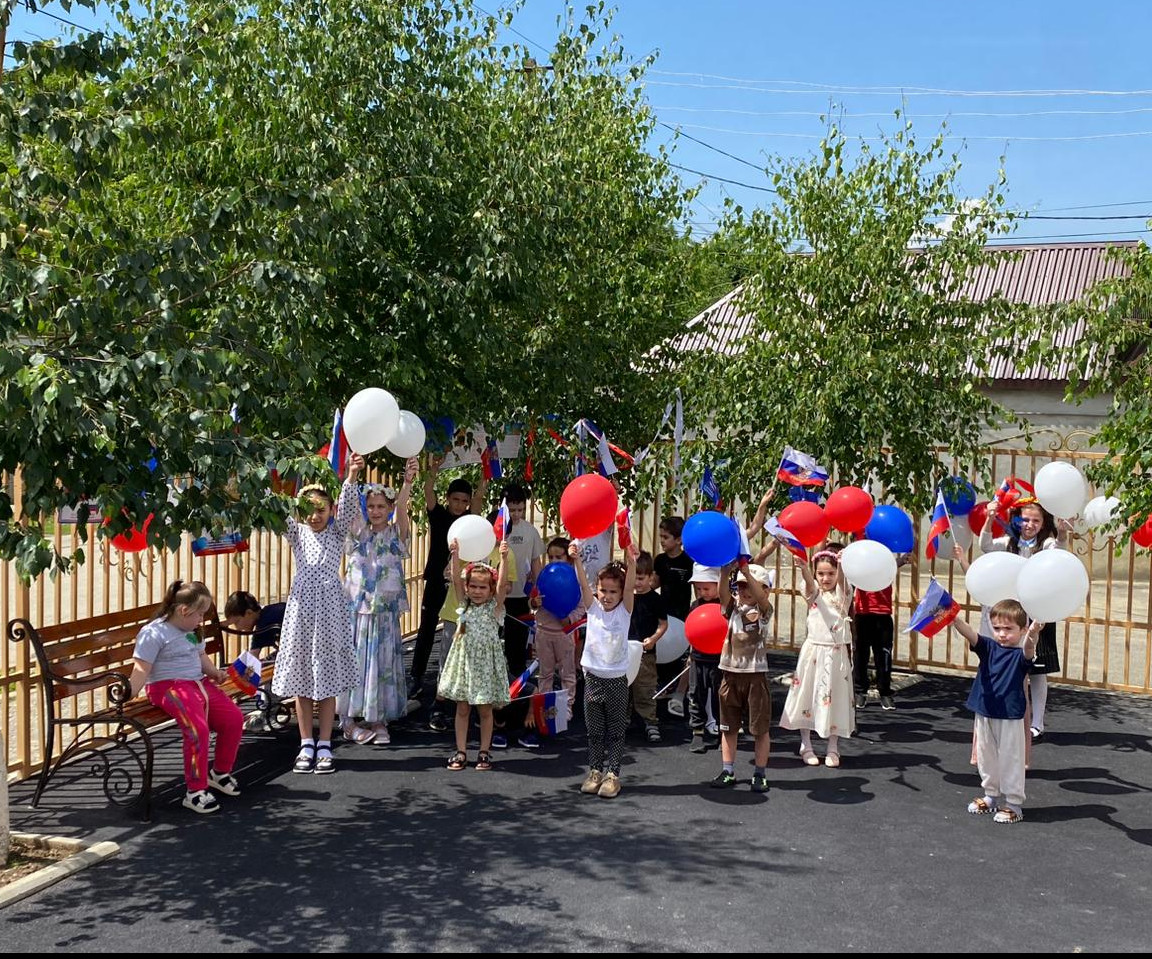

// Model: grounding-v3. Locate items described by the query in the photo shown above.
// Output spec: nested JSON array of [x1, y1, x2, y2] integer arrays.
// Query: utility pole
[[0, 0, 23, 80]]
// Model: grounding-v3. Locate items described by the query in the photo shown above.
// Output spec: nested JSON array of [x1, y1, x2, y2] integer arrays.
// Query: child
[[713, 563, 775, 793], [572, 540, 639, 799], [781, 548, 855, 767], [630, 551, 668, 742], [687, 563, 729, 754], [951, 600, 1042, 824], [653, 516, 692, 717], [852, 548, 910, 711], [438, 539, 511, 770], [979, 494, 1065, 738], [502, 484, 545, 682], [337, 457, 418, 746], [128, 581, 244, 814], [223, 591, 286, 651], [528, 536, 583, 724], [410, 453, 487, 701], [273, 458, 362, 775]]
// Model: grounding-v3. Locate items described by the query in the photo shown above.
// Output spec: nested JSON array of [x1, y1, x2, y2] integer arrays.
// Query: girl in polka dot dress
[[273, 455, 362, 775]]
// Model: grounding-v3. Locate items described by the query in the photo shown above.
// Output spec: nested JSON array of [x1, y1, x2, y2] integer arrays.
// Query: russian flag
[[508, 660, 539, 699], [777, 446, 829, 487], [764, 515, 808, 561], [191, 531, 250, 557], [616, 507, 632, 551], [481, 438, 503, 481], [324, 408, 348, 479], [227, 650, 263, 696], [906, 579, 960, 638], [493, 497, 511, 541], [925, 490, 951, 560], [530, 690, 570, 735]]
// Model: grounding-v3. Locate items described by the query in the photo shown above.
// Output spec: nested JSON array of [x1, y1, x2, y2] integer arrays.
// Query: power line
[[1038, 199, 1152, 212], [473, 3, 552, 58], [654, 103, 1152, 120], [28, 5, 103, 34], [671, 121, 1152, 142], [670, 163, 777, 194], [658, 122, 766, 172]]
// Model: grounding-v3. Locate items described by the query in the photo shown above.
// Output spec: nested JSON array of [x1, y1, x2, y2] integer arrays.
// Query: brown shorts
[[718, 671, 772, 736]]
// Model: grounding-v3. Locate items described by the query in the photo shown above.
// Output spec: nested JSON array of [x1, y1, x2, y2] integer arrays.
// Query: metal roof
[[672, 241, 1139, 381]]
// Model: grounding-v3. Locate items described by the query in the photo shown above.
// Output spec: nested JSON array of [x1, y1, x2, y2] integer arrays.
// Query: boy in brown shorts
[[712, 561, 774, 793]]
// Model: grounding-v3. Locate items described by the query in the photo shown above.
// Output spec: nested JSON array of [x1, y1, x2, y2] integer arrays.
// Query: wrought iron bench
[[7, 603, 260, 821]]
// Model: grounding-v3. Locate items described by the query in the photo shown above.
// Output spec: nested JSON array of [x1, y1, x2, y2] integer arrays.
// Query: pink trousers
[[147, 679, 243, 791]]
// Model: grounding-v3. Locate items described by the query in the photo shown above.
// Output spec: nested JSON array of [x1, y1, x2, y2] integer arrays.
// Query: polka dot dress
[[271, 482, 360, 701]]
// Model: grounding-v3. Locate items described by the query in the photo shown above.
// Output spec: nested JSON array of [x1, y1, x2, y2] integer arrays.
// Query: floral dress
[[272, 482, 360, 700], [437, 598, 510, 707], [781, 585, 855, 739], [336, 524, 409, 724]]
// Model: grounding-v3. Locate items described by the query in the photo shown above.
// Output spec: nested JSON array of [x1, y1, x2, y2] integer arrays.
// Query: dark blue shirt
[[966, 635, 1031, 720], [249, 602, 285, 650]]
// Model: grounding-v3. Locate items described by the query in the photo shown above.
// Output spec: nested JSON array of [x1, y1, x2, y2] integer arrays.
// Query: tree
[[0, 0, 702, 577], [679, 121, 1032, 512]]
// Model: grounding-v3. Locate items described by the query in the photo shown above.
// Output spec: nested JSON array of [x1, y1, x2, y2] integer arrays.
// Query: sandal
[[993, 808, 1023, 825], [475, 750, 493, 771], [824, 752, 841, 768], [293, 742, 316, 774], [967, 796, 997, 815], [447, 750, 467, 771], [342, 722, 376, 746], [314, 745, 336, 775], [799, 746, 820, 767]]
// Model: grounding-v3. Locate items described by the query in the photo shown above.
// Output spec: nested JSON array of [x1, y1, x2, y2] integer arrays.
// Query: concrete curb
[[0, 833, 120, 910]]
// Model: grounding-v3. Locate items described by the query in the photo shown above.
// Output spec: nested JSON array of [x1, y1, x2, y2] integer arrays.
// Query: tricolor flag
[[227, 650, 263, 696], [326, 408, 348, 479], [191, 531, 250, 557], [905, 579, 960, 638], [508, 659, 539, 699], [925, 490, 952, 560], [563, 615, 587, 635], [530, 689, 570, 736], [493, 498, 511, 541], [481, 438, 503, 481], [764, 515, 808, 561], [700, 466, 722, 508], [777, 446, 830, 488], [737, 523, 753, 562], [616, 507, 633, 551]]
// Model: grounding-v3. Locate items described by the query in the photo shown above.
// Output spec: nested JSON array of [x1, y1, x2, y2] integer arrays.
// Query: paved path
[[3, 668, 1151, 952]]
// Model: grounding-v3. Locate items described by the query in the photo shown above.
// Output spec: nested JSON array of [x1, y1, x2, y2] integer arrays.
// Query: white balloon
[[1017, 550, 1089, 622], [447, 514, 496, 563], [1034, 461, 1088, 520], [626, 640, 645, 686], [386, 410, 426, 459], [1083, 495, 1121, 530], [840, 540, 897, 592], [964, 551, 1027, 605], [343, 388, 400, 454], [656, 616, 690, 664]]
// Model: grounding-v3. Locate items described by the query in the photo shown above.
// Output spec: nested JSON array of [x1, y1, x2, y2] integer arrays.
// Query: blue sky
[[8, 1, 1151, 244]]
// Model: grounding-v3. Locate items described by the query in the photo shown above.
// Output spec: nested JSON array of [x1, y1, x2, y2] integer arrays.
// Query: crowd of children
[[129, 467, 1055, 822]]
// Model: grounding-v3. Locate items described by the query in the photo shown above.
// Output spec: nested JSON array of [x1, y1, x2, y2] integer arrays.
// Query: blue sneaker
[[490, 733, 508, 750], [518, 732, 540, 750]]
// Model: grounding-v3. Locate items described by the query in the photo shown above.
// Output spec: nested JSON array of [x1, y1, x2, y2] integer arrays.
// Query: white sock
[[800, 730, 813, 752]]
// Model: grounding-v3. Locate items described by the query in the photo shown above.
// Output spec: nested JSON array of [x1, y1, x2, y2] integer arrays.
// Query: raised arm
[[570, 540, 593, 610], [1023, 621, 1043, 660], [472, 468, 489, 516], [793, 553, 816, 600], [753, 539, 779, 566], [449, 539, 465, 604], [951, 615, 980, 649], [621, 543, 639, 615], [495, 540, 510, 614], [395, 457, 418, 543], [745, 491, 774, 539], [741, 562, 773, 615], [952, 543, 970, 573], [334, 456, 363, 538], [424, 453, 443, 512]]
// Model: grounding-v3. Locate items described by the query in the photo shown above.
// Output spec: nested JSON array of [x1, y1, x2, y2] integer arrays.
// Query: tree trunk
[[0, 730, 9, 864]]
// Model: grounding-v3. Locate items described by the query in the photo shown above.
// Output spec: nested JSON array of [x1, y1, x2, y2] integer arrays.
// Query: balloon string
[[652, 664, 691, 699]]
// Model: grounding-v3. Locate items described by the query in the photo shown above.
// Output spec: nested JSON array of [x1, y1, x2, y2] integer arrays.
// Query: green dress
[[437, 598, 511, 707]]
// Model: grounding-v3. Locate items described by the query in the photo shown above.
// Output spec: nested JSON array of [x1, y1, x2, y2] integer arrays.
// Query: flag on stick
[[906, 579, 960, 638], [925, 490, 952, 560], [777, 446, 829, 488]]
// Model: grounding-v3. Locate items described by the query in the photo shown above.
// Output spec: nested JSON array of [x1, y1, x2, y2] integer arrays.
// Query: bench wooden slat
[[37, 605, 158, 644], [44, 624, 145, 663]]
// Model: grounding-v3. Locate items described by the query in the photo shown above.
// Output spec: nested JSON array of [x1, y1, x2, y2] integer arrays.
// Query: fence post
[[12, 468, 33, 779]]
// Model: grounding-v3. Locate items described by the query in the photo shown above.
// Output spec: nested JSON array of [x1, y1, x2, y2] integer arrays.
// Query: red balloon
[[1133, 515, 1152, 549], [559, 475, 618, 539], [107, 513, 153, 553], [779, 501, 830, 548], [968, 500, 1008, 537], [685, 602, 728, 655], [824, 486, 874, 533]]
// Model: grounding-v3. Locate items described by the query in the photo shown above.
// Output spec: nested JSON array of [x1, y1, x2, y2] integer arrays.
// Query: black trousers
[[688, 656, 720, 732], [410, 576, 449, 685], [853, 612, 894, 696], [503, 596, 531, 678]]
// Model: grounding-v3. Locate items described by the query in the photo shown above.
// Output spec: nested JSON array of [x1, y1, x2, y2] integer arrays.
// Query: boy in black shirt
[[630, 551, 668, 742], [653, 516, 693, 716]]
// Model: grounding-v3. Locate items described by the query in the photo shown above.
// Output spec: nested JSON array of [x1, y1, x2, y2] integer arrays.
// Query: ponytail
[[156, 580, 213, 622]]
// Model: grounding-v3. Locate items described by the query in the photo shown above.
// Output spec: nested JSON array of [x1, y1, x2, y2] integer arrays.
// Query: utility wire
[[670, 163, 777, 194], [654, 103, 1152, 119], [658, 122, 766, 172]]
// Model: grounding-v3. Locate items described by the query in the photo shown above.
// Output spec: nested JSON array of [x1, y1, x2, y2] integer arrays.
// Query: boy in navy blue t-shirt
[[951, 599, 1041, 824]]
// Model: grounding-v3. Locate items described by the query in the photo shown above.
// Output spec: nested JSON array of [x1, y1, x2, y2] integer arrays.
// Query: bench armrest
[[54, 669, 135, 708]]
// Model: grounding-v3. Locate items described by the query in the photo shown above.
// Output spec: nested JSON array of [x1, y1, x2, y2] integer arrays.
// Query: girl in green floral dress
[[438, 537, 510, 771]]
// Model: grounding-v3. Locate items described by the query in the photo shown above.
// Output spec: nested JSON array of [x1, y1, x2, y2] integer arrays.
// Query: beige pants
[[975, 715, 1027, 809]]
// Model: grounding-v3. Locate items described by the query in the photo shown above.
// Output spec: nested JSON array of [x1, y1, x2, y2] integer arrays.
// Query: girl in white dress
[[273, 456, 362, 775], [781, 547, 855, 767]]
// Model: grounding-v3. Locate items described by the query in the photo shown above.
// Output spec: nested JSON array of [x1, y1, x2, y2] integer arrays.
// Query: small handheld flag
[[481, 438, 503, 481], [191, 531, 250, 557], [493, 498, 511, 541], [616, 507, 632, 551], [508, 659, 539, 699], [905, 579, 960, 638], [326, 408, 348, 479], [925, 490, 952, 560], [777, 446, 830, 488], [700, 466, 722, 508], [529, 689, 569, 736], [764, 516, 808, 561], [227, 650, 263, 696]]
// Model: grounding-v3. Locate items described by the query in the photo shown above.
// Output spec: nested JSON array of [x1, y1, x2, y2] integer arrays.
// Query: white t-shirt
[[505, 520, 544, 599], [581, 601, 631, 678], [579, 529, 614, 583]]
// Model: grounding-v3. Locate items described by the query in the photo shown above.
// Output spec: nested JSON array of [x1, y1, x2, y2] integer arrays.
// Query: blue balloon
[[939, 476, 977, 516], [421, 416, 456, 453], [537, 562, 581, 619], [788, 486, 823, 504], [682, 510, 742, 567], [865, 505, 915, 553]]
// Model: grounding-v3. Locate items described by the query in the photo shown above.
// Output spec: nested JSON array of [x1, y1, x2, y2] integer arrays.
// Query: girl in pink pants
[[130, 581, 245, 814]]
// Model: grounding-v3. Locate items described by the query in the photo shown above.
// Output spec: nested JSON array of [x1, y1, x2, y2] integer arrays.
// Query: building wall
[[980, 383, 1111, 450]]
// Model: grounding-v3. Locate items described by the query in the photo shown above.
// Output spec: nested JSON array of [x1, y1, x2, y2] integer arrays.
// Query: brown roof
[[674, 241, 1139, 382]]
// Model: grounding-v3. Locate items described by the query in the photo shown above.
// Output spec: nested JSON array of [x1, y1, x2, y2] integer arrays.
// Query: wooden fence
[[5, 434, 1150, 780]]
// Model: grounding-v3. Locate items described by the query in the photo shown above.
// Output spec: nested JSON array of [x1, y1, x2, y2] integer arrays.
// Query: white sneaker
[[208, 769, 241, 797], [183, 789, 220, 814]]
